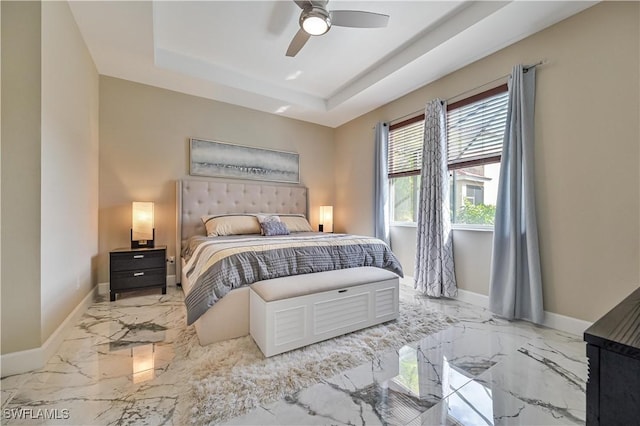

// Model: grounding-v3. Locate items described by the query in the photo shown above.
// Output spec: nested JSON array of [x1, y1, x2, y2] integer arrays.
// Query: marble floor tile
[[1, 372, 34, 410], [2, 284, 589, 426], [473, 343, 587, 424], [409, 379, 574, 426], [2, 389, 16, 409], [2, 288, 187, 425], [223, 318, 568, 426]]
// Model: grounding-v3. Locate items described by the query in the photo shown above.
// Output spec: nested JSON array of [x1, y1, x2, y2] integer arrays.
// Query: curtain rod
[[386, 61, 545, 126]]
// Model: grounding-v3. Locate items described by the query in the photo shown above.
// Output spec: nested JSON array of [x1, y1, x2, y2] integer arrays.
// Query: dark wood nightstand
[[109, 246, 167, 301], [584, 287, 640, 425]]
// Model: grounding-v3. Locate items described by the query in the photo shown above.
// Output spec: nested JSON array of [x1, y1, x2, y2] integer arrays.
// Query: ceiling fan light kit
[[287, 0, 390, 57], [301, 8, 331, 36]]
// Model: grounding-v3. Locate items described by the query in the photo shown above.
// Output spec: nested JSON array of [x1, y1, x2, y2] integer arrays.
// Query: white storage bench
[[249, 267, 400, 357]]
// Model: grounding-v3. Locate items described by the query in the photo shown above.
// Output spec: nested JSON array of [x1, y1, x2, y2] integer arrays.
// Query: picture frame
[[189, 138, 300, 184]]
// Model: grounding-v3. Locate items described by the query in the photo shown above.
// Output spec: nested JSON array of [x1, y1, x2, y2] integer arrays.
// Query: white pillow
[[279, 214, 313, 232], [201, 214, 261, 237]]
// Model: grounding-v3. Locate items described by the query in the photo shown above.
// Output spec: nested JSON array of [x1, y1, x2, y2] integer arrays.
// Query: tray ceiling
[[69, 1, 597, 127]]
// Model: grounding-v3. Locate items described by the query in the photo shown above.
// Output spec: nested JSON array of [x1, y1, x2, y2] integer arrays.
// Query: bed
[[176, 178, 403, 348]]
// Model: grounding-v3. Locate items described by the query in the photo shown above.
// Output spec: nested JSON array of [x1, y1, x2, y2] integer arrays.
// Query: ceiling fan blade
[[294, 0, 312, 10], [286, 29, 311, 57], [330, 10, 390, 28]]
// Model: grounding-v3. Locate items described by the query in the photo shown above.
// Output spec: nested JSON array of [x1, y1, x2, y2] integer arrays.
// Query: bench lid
[[251, 267, 399, 302]]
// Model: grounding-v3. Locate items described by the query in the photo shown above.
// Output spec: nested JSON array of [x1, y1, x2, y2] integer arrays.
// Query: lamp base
[[131, 229, 155, 249]]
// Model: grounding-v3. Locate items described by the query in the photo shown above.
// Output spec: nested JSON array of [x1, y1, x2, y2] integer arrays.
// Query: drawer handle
[[338, 289, 347, 293], [133, 255, 144, 259], [133, 272, 145, 277]]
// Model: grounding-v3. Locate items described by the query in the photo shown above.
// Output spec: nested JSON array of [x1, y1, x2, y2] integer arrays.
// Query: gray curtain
[[414, 99, 457, 297], [374, 122, 390, 245], [489, 64, 543, 324]]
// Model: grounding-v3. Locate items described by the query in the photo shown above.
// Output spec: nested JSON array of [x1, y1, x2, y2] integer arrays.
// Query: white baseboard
[[455, 288, 592, 337], [1, 285, 99, 378], [97, 275, 177, 295], [455, 288, 490, 309], [167, 274, 176, 287], [541, 310, 593, 337]]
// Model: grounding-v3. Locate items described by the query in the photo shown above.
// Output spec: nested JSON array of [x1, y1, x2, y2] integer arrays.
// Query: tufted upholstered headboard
[[175, 178, 308, 280]]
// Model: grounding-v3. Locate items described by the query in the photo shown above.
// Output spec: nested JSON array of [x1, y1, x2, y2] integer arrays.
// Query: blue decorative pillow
[[256, 214, 280, 235], [260, 221, 290, 236]]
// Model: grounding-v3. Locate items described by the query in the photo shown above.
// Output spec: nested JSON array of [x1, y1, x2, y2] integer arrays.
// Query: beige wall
[[335, 2, 640, 322], [1, 1, 42, 354], [0, 1, 99, 357], [390, 227, 493, 298], [40, 1, 99, 341], [98, 77, 335, 283]]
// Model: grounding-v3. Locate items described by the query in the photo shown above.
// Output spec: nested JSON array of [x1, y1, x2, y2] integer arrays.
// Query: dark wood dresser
[[584, 287, 640, 425], [109, 246, 167, 301]]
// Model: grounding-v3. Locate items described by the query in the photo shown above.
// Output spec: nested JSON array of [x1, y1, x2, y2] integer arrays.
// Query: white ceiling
[[69, 1, 596, 128]]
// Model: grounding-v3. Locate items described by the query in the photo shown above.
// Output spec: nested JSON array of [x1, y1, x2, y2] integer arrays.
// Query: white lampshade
[[319, 205, 333, 233], [132, 202, 154, 241]]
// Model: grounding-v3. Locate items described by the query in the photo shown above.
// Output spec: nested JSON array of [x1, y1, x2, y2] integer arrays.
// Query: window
[[388, 85, 509, 227], [388, 116, 424, 223], [390, 175, 419, 222]]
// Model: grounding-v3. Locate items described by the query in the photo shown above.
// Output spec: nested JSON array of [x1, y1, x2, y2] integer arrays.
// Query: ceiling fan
[[286, 0, 390, 57]]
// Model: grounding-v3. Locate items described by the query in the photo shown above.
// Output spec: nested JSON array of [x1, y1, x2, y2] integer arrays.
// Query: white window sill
[[452, 224, 494, 232], [390, 222, 417, 228], [390, 223, 494, 232]]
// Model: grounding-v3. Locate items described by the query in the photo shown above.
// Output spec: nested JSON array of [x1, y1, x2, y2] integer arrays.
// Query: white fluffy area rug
[[176, 301, 457, 425]]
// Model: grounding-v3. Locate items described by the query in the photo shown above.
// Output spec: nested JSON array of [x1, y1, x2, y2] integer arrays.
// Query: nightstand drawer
[[109, 246, 167, 301], [110, 250, 165, 272], [110, 267, 166, 290]]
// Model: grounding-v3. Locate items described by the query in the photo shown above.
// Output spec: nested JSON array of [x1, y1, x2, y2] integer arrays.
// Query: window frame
[[388, 84, 508, 229]]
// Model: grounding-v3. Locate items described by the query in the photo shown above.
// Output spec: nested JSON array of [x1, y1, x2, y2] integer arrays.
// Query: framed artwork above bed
[[189, 138, 300, 184]]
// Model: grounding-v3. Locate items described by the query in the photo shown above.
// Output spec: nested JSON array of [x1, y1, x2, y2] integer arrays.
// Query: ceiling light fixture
[[300, 8, 331, 36]]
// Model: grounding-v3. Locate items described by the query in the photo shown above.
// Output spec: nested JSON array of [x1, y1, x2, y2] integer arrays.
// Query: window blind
[[387, 84, 508, 177], [447, 85, 508, 169], [388, 116, 424, 178]]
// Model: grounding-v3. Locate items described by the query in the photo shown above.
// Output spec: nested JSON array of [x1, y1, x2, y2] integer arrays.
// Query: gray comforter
[[183, 232, 403, 325]]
